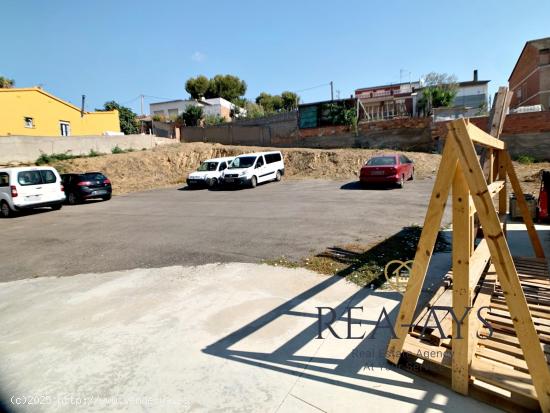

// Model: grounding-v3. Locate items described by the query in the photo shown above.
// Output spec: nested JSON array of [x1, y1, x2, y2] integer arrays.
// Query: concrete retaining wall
[[0, 135, 174, 165]]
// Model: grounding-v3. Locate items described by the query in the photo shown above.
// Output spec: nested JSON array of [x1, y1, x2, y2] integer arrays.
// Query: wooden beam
[[489, 86, 509, 137], [487, 148, 494, 183], [452, 164, 472, 395], [465, 122, 506, 150], [468, 239, 490, 291], [497, 152, 507, 215], [504, 152, 545, 259], [487, 180, 505, 198], [450, 119, 550, 412], [386, 135, 458, 365]]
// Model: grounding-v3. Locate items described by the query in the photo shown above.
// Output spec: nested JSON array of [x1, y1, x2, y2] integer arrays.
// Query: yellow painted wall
[[0, 88, 121, 136]]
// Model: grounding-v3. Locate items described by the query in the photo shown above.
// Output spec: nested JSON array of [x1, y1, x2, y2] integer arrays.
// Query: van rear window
[[265, 153, 282, 164], [17, 170, 57, 186], [0, 173, 8, 187]]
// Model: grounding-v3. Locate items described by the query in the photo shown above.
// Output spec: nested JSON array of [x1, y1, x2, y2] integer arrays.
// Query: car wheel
[[103, 195, 112, 201], [275, 171, 282, 182], [1, 201, 11, 218], [67, 192, 78, 205], [250, 176, 257, 188], [409, 168, 414, 181], [208, 178, 217, 188], [51, 204, 62, 211], [397, 175, 405, 188]]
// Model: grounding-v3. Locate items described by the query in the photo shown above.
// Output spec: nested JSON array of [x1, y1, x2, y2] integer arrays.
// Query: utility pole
[[140, 94, 144, 116], [330, 81, 334, 101]]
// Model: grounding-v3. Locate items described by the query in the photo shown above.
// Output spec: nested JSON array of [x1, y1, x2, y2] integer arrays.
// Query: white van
[[0, 166, 66, 218], [221, 151, 284, 188], [186, 156, 234, 188]]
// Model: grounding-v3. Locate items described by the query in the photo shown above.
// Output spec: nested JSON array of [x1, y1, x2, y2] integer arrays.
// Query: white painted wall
[[455, 84, 487, 98], [0, 135, 174, 165], [149, 100, 199, 117]]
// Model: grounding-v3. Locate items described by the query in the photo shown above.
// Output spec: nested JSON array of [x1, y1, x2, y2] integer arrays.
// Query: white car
[[0, 166, 66, 218], [186, 156, 234, 188], [221, 151, 284, 188]]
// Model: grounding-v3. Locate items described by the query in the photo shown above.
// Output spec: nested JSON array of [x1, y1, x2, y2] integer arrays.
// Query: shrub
[[88, 149, 102, 157], [112, 145, 124, 154], [516, 154, 536, 164], [204, 114, 225, 126], [36, 151, 75, 165]]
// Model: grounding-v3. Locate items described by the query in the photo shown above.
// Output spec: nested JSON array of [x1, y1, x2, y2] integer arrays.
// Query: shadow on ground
[[202, 227, 458, 411], [340, 181, 396, 191]]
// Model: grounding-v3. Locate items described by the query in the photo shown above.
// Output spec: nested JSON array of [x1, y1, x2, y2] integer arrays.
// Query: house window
[[59, 121, 71, 136], [24, 117, 34, 128]]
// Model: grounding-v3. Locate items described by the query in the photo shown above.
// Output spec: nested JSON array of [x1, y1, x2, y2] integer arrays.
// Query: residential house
[[355, 70, 489, 121], [355, 82, 421, 121], [149, 97, 237, 122], [0, 87, 120, 136], [509, 37, 550, 110]]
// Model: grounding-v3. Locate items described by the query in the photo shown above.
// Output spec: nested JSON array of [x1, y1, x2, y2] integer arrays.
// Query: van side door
[[255, 156, 267, 182]]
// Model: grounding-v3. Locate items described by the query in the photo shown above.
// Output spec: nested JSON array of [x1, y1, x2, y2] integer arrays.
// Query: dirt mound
[[50, 142, 443, 194]]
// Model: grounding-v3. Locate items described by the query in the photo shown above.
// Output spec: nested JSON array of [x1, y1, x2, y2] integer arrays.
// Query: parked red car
[[359, 153, 414, 188]]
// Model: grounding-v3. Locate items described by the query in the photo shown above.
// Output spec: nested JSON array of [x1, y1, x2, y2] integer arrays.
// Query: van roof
[[234, 151, 282, 157], [0, 166, 57, 173], [202, 156, 235, 163]]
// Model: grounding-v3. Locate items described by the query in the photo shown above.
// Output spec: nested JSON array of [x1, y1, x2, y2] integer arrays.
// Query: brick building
[[355, 82, 420, 121], [509, 37, 550, 110], [355, 71, 488, 121]]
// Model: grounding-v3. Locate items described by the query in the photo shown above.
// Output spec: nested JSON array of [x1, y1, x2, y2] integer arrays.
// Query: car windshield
[[80, 173, 106, 181], [367, 156, 396, 166], [197, 162, 219, 172], [229, 156, 256, 169]]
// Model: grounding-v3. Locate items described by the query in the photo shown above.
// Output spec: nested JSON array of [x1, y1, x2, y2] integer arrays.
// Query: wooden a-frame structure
[[386, 116, 550, 411]]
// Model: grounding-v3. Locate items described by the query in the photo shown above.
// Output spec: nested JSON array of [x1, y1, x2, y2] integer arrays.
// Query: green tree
[[418, 72, 458, 115], [256, 92, 284, 113], [185, 75, 210, 99], [0, 76, 15, 88], [179, 105, 203, 127], [205, 74, 247, 102], [243, 101, 266, 119], [281, 91, 299, 110], [99, 101, 139, 135]]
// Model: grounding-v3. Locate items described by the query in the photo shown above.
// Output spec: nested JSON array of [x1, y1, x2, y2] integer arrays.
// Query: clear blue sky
[[2, 0, 549, 114]]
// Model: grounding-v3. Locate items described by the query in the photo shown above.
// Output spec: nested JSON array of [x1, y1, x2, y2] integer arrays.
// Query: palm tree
[[0, 77, 15, 88]]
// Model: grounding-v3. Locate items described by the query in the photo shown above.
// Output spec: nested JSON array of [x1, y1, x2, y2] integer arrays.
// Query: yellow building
[[0, 87, 120, 136]]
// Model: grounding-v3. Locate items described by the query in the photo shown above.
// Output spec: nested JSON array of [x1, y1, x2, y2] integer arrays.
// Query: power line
[[293, 82, 331, 93], [119, 95, 141, 105]]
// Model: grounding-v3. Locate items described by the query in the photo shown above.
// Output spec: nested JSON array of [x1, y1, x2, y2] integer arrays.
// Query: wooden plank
[[488, 148, 494, 183], [471, 356, 537, 398], [497, 152, 507, 215], [469, 239, 491, 291], [450, 118, 550, 412], [487, 180, 505, 198], [452, 163, 473, 394], [386, 137, 458, 365], [504, 152, 545, 259], [489, 86, 509, 137], [466, 122, 506, 150]]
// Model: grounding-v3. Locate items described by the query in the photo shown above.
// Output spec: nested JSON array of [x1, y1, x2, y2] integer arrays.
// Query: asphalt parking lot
[[0, 178, 442, 282]]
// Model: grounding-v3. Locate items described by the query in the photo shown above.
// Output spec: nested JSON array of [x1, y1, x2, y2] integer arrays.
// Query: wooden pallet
[[401, 256, 550, 412], [385, 91, 550, 412]]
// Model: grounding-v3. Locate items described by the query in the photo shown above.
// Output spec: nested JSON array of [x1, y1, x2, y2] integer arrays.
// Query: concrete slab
[[0, 262, 498, 413]]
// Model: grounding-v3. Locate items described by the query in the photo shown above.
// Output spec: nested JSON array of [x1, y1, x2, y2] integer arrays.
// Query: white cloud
[[191, 51, 206, 62]]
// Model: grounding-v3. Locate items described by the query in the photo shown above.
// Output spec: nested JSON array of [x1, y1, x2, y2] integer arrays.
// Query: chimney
[[81, 95, 86, 117], [473, 70, 478, 82]]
